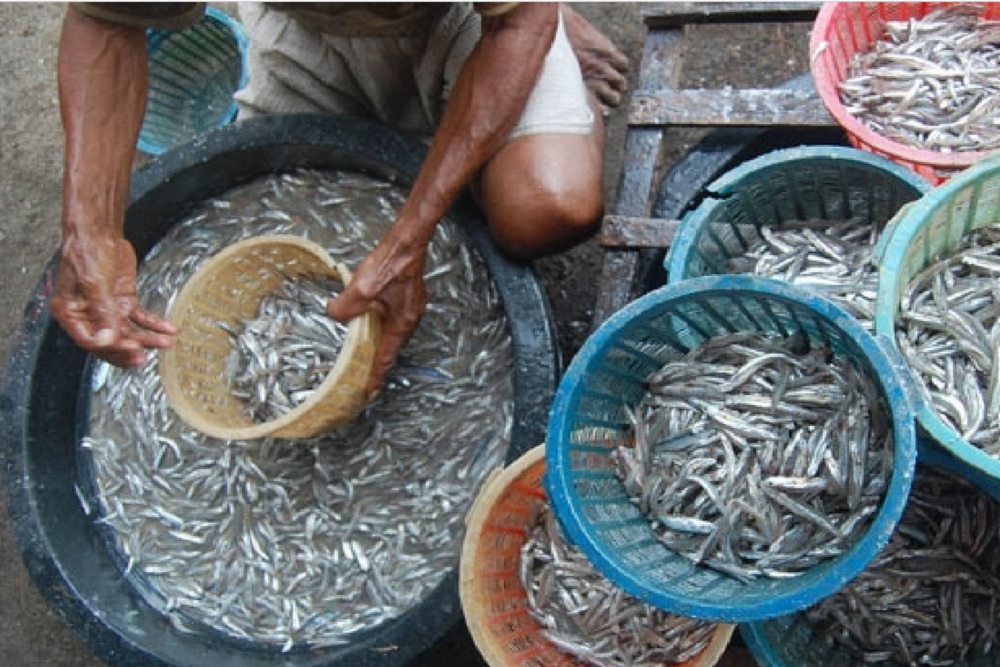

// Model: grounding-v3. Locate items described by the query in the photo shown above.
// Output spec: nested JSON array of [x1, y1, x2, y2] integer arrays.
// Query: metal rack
[[593, 2, 837, 328]]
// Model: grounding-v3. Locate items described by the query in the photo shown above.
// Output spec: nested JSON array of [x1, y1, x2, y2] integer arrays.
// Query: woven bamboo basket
[[159, 234, 380, 440], [460, 445, 735, 667]]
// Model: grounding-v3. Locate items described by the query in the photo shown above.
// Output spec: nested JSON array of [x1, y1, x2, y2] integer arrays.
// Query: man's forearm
[[391, 2, 560, 247], [59, 6, 148, 241]]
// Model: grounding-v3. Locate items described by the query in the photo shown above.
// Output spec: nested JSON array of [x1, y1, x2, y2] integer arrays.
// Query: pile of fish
[[81, 169, 515, 650], [805, 465, 1000, 666], [896, 224, 1000, 453], [520, 502, 716, 666], [838, 4, 1000, 154], [614, 331, 893, 582], [726, 218, 881, 328], [224, 275, 349, 422]]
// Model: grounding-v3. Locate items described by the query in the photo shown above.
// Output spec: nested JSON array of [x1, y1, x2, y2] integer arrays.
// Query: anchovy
[[224, 275, 349, 422], [838, 5, 1000, 154], [726, 218, 881, 329], [896, 224, 1000, 454], [614, 331, 893, 581], [82, 168, 515, 650], [804, 465, 1000, 666], [521, 502, 717, 666]]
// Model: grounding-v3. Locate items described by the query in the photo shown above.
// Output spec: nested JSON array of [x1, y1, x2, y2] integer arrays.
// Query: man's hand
[[329, 3, 559, 396], [52, 233, 177, 368], [326, 231, 428, 398]]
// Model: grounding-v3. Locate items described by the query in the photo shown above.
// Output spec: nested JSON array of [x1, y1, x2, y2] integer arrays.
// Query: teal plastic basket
[[741, 457, 1000, 667], [874, 154, 1000, 494], [665, 146, 930, 285], [544, 275, 917, 623], [138, 7, 248, 155], [742, 584, 1000, 667]]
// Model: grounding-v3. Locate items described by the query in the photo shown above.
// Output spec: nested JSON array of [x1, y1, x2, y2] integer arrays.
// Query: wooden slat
[[593, 27, 685, 328], [629, 89, 836, 127], [600, 215, 679, 248], [641, 2, 820, 27]]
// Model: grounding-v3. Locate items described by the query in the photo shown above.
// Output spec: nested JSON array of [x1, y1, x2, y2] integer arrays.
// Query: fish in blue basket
[[520, 501, 717, 666], [803, 465, 1000, 666], [727, 218, 880, 329], [897, 224, 1000, 454], [81, 168, 516, 651], [613, 331, 893, 582]]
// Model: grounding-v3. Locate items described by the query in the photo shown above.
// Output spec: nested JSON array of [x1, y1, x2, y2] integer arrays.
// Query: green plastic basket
[[665, 145, 931, 285], [874, 153, 1000, 492], [138, 7, 248, 155], [545, 275, 918, 623]]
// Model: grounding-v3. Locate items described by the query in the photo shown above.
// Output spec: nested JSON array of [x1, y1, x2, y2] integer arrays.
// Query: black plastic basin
[[0, 114, 560, 667]]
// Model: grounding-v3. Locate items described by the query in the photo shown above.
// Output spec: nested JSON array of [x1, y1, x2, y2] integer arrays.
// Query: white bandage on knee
[[507, 10, 595, 141]]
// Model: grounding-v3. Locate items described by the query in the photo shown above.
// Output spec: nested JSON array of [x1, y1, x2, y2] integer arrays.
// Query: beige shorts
[[233, 4, 594, 142]]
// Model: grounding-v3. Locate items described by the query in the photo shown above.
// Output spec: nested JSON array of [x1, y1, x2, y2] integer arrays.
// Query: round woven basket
[[159, 234, 380, 440], [460, 444, 735, 667], [544, 275, 918, 623], [810, 2, 1000, 185]]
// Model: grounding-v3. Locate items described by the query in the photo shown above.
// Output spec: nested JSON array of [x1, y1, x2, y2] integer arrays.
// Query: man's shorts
[[234, 3, 595, 142]]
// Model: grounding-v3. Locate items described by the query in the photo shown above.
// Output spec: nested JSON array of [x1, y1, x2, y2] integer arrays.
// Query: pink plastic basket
[[810, 2, 1000, 185]]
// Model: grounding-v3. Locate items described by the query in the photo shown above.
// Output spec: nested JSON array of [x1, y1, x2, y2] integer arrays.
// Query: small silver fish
[[614, 330, 892, 581]]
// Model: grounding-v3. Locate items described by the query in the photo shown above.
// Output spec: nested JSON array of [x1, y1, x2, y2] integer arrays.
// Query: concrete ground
[[0, 3, 813, 665]]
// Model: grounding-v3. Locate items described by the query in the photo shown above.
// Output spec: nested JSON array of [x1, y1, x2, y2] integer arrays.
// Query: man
[[53, 3, 628, 394]]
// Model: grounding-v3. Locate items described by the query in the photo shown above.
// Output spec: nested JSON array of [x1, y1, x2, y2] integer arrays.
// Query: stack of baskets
[[473, 147, 1000, 666]]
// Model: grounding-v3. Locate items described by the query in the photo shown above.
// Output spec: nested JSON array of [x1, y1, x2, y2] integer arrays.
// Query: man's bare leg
[[475, 5, 627, 259], [477, 94, 606, 260]]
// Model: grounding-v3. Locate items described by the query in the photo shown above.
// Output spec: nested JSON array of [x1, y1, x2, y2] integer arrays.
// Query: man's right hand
[[52, 234, 178, 368]]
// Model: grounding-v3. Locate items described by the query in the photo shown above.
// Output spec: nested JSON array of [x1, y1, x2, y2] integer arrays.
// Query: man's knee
[[486, 180, 603, 260]]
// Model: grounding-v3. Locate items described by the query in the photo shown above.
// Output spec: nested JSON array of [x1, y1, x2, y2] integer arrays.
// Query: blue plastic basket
[[665, 145, 930, 285], [740, 457, 1000, 667], [138, 7, 248, 155], [544, 275, 917, 623], [874, 154, 1000, 498], [742, 593, 1000, 667]]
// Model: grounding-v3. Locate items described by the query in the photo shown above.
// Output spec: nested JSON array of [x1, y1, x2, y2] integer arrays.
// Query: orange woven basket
[[810, 2, 1000, 185], [159, 234, 380, 441], [460, 445, 735, 667]]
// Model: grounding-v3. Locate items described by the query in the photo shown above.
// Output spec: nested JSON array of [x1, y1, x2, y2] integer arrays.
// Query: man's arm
[[328, 2, 560, 396], [54, 6, 177, 367]]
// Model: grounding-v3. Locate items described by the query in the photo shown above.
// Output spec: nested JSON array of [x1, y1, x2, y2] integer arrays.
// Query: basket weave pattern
[[160, 235, 379, 441]]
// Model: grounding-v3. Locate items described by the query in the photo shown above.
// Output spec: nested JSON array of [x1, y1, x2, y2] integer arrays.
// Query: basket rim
[[159, 234, 377, 440], [138, 6, 249, 156], [459, 445, 738, 667], [874, 153, 1000, 481], [809, 1, 997, 170], [544, 274, 918, 622], [664, 144, 933, 284]]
